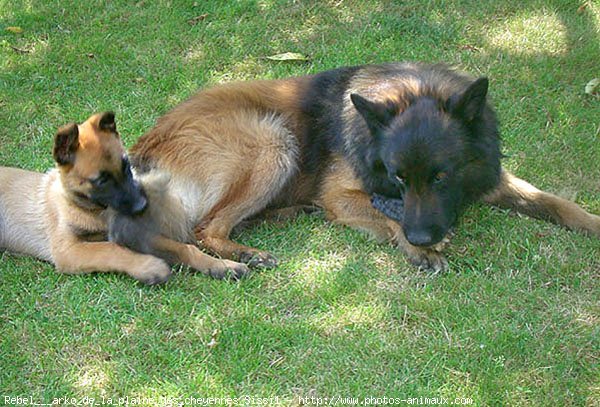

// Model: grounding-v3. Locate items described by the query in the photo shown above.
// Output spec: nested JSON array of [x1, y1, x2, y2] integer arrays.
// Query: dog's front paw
[[131, 256, 172, 285], [429, 231, 454, 253], [403, 245, 448, 273], [391, 226, 450, 273], [237, 250, 278, 269]]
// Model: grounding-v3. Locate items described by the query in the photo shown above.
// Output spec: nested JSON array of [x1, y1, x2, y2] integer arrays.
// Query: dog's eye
[[395, 174, 406, 186], [433, 171, 448, 183]]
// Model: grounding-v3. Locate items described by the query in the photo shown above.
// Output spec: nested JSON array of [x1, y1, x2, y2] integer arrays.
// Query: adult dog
[[0, 112, 248, 283], [130, 62, 600, 272]]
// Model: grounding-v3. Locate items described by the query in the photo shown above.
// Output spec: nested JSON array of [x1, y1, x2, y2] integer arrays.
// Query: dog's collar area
[[69, 191, 108, 212]]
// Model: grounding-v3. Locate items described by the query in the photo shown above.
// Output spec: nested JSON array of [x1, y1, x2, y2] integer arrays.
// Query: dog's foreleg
[[484, 169, 600, 236], [318, 158, 449, 272], [52, 241, 172, 285], [320, 187, 449, 272]]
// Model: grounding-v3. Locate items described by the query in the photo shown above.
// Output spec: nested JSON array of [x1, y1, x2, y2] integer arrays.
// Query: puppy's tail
[[483, 169, 600, 236]]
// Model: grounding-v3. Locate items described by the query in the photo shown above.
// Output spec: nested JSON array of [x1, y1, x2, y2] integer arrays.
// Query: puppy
[[0, 112, 248, 284]]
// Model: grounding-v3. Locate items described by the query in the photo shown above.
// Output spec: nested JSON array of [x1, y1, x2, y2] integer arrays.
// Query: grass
[[1, 0, 599, 405]]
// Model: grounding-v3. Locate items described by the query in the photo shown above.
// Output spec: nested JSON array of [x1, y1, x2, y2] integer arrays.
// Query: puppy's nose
[[405, 229, 434, 247]]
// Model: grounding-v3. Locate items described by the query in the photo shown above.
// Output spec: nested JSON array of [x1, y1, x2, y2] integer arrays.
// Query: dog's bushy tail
[[484, 170, 600, 236]]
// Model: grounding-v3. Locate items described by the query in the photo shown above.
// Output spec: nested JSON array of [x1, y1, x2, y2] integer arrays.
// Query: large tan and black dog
[[0, 112, 248, 283], [130, 62, 600, 272]]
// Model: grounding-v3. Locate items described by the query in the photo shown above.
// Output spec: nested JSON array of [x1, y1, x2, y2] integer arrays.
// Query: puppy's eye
[[91, 172, 111, 186], [433, 171, 448, 183]]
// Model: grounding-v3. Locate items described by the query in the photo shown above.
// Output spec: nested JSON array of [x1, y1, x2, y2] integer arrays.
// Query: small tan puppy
[[0, 112, 248, 284]]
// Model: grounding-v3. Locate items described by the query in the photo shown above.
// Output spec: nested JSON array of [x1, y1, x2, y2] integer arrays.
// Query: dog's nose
[[405, 229, 434, 247]]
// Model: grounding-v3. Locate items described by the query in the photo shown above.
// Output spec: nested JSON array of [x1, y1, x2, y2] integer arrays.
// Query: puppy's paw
[[238, 250, 278, 269], [206, 260, 251, 280], [131, 256, 172, 285]]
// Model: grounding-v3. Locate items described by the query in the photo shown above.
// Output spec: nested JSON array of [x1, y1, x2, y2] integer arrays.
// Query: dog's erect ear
[[351, 93, 397, 134], [98, 111, 117, 133], [446, 77, 488, 122], [53, 123, 80, 166]]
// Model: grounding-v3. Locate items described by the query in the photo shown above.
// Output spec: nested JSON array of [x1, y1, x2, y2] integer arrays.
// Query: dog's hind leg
[[484, 169, 600, 236], [194, 179, 283, 269], [194, 113, 299, 269], [150, 236, 250, 279]]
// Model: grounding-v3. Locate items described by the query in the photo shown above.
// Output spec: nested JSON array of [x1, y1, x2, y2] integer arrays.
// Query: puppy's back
[[0, 167, 54, 261]]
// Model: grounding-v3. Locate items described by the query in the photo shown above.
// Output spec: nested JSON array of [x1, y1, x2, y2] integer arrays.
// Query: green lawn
[[1, 0, 599, 405]]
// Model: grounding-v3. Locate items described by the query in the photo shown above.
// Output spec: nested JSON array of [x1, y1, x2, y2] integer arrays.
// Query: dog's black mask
[[352, 77, 501, 247], [89, 156, 147, 216]]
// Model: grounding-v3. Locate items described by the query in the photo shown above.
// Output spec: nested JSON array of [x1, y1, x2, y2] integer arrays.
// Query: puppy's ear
[[53, 123, 80, 166], [351, 93, 397, 134], [98, 111, 117, 133], [446, 77, 489, 122]]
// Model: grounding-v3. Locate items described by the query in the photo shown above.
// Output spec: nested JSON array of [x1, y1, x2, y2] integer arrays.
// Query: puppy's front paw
[[131, 256, 172, 285], [237, 250, 278, 269]]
